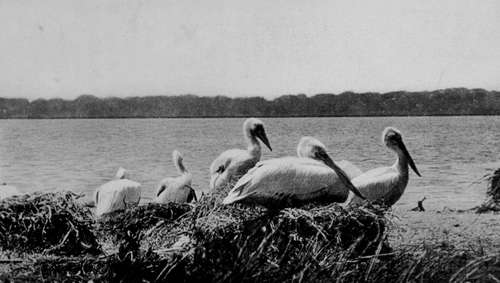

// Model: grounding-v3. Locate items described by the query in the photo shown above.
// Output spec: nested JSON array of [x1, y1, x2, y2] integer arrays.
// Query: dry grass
[[474, 168, 500, 213], [0, 191, 99, 255], [0, 185, 499, 282]]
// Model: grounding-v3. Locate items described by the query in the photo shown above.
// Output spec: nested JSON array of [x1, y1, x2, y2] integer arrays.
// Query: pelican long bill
[[319, 152, 366, 200], [254, 126, 272, 151], [396, 139, 421, 177]]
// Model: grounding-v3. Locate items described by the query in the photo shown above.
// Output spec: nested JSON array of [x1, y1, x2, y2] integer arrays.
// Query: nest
[[0, 193, 390, 282], [145, 197, 390, 282], [96, 202, 192, 244], [0, 191, 100, 255]]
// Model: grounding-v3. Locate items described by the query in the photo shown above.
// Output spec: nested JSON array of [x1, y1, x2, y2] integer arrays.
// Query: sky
[[0, 0, 499, 100]]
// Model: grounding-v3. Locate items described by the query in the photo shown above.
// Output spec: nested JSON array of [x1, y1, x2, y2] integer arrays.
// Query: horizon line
[[1, 86, 497, 102]]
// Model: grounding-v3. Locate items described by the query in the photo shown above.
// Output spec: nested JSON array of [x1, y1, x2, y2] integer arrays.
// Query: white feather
[[0, 184, 21, 200], [209, 118, 271, 192], [155, 150, 195, 203], [223, 157, 352, 207], [95, 168, 141, 217], [348, 127, 420, 206]]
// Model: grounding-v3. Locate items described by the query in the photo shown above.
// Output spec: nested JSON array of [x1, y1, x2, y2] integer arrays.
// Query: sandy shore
[[389, 208, 500, 253]]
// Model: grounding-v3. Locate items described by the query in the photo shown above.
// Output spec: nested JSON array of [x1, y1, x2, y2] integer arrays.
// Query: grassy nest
[[141, 197, 390, 282], [2, 191, 500, 282], [96, 202, 192, 244], [0, 191, 100, 255]]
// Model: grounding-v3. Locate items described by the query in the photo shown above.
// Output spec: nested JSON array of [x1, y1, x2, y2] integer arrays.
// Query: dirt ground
[[388, 208, 500, 253]]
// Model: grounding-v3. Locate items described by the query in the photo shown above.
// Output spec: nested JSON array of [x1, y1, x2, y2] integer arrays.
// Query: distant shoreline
[[1, 88, 499, 118], [1, 113, 499, 120]]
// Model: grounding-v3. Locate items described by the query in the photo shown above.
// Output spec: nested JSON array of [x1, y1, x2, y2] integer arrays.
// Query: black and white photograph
[[0, 0, 499, 282]]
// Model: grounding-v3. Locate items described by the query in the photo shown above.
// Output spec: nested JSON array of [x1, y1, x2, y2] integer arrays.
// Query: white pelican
[[0, 182, 20, 200], [348, 127, 421, 207], [94, 167, 142, 217], [209, 118, 272, 192], [297, 138, 364, 179], [222, 137, 365, 208], [155, 150, 196, 203]]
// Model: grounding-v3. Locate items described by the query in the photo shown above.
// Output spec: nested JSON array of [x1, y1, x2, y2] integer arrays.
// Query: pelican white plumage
[[348, 127, 421, 207], [222, 137, 365, 208], [0, 182, 21, 200], [297, 138, 364, 179], [94, 167, 141, 217], [155, 150, 196, 203], [209, 118, 272, 192]]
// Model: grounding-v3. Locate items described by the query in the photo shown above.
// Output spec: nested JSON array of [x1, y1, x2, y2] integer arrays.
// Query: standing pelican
[[155, 150, 196, 203], [222, 137, 365, 208], [348, 127, 421, 206], [0, 182, 20, 200], [209, 118, 272, 192], [94, 167, 141, 217]]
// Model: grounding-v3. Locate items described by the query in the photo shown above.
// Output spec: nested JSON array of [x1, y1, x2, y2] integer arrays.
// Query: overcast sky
[[0, 0, 499, 100]]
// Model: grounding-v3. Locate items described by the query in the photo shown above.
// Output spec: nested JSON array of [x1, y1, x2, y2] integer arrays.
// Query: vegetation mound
[[0, 191, 100, 255], [96, 202, 192, 243], [474, 168, 500, 213], [2, 188, 499, 282], [138, 197, 390, 282]]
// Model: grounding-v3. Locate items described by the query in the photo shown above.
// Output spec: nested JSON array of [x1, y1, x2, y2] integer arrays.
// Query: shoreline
[[1, 114, 500, 120]]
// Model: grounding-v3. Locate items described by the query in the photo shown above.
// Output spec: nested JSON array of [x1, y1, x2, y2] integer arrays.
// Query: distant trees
[[0, 88, 499, 118]]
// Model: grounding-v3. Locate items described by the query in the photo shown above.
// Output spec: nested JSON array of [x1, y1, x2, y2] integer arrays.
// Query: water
[[1, 116, 499, 210]]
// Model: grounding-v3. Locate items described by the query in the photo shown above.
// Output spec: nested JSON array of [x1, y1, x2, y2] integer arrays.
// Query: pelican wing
[[155, 175, 193, 204], [337, 160, 363, 179], [350, 166, 400, 205], [0, 185, 20, 200], [95, 179, 141, 216], [223, 157, 350, 207], [210, 149, 258, 191]]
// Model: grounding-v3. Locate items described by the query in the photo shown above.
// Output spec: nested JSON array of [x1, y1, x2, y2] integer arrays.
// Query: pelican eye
[[314, 148, 329, 160], [216, 165, 225, 173]]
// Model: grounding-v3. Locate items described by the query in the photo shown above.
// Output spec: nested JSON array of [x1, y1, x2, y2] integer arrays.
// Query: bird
[[209, 118, 272, 192], [348, 127, 421, 207], [297, 137, 364, 180], [155, 150, 197, 204], [0, 182, 20, 200], [222, 136, 365, 208], [94, 167, 142, 217]]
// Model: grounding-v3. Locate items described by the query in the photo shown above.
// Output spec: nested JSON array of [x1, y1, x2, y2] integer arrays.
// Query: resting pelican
[[0, 182, 20, 200], [155, 150, 196, 203], [222, 137, 365, 208], [209, 118, 272, 192], [297, 140, 364, 180], [348, 127, 421, 206], [94, 167, 141, 217]]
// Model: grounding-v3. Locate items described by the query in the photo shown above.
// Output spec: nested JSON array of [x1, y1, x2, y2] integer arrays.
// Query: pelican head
[[297, 136, 366, 199], [244, 118, 272, 151], [297, 136, 327, 159], [172, 150, 188, 174], [383, 127, 421, 177], [114, 167, 128, 180]]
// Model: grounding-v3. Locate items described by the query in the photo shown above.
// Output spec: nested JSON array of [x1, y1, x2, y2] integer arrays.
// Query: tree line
[[0, 88, 499, 118]]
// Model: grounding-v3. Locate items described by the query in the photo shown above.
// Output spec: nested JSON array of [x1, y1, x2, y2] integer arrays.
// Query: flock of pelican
[[0, 118, 421, 216]]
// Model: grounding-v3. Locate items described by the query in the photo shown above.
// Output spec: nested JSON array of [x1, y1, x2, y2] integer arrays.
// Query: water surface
[[1, 116, 499, 210]]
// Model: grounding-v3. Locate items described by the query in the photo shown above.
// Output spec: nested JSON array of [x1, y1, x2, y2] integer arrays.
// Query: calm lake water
[[0, 116, 499, 210]]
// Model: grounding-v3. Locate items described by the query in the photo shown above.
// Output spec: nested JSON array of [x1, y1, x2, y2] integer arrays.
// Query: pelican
[[298, 141, 364, 180], [94, 167, 141, 217], [348, 127, 421, 207], [0, 182, 20, 200], [155, 150, 196, 203], [209, 118, 272, 192], [222, 137, 365, 208]]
